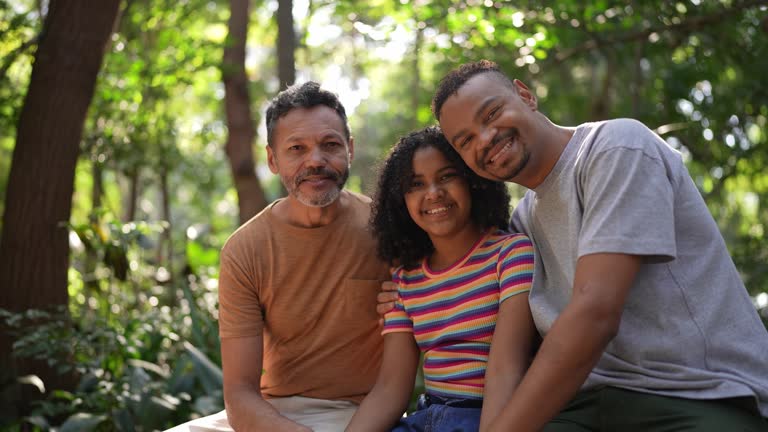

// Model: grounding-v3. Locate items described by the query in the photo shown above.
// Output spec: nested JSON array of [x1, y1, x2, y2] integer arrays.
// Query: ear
[[513, 79, 538, 111], [267, 145, 278, 174], [347, 136, 355, 162]]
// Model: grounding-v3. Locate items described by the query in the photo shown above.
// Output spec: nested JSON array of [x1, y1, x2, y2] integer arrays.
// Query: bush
[[1, 293, 223, 431], [1, 217, 226, 431]]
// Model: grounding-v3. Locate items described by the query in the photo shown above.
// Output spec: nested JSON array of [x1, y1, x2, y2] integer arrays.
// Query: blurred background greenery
[[1, 0, 766, 430]]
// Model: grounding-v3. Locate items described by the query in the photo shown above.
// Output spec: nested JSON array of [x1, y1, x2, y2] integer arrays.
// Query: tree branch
[[552, 0, 768, 64], [0, 35, 40, 81]]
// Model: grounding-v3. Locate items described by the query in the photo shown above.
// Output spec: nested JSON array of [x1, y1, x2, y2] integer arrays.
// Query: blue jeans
[[391, 394, 482, 432]]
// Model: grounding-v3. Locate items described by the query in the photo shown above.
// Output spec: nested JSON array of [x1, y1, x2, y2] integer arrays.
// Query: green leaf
[[24, 415, 50, 429], [183, 341, 223, 393], [17, 375, 45, 393], [127, 358, 170, 378], [193, 393, 224, 416], [112, 408, 135, 432], [59, 413, 107, 432], [186, 240, 219, 268]]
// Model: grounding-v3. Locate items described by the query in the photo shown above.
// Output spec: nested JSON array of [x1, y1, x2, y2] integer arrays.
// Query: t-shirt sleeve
[[218, 247, 264, 339], [578, 125, 676, 261], [509, 194, 533, 237], [497, 234, 535, 303], [381, 268, 413, 335]]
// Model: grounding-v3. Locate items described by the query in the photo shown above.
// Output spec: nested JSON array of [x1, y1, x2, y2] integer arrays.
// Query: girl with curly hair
[[346, 126, 536, 431]]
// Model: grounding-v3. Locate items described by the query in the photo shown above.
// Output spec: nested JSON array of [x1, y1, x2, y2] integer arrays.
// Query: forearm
[[345, 383, 411, 432], [225, 385, 311, 432], [485, 253, 639, 431], [480, 367, 524, 431], [486, 302, 616, 432], [346, 332, 419, 432], [479, 295, 535, 432]]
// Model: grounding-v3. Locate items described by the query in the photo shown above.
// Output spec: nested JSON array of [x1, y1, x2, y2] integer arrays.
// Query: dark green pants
[[542, 387, 767, 432]]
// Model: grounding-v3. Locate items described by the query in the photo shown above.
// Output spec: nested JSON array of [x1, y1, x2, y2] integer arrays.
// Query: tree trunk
[[410, 25, 422, 130], [589, 53, 616, 121], [158, 165, 173, 279], [0, 0, 121, 395], [274, 0, 295, 198], [277, 0, 296, 90], [84, 158, 103, 293], [123, 167, 139, 222], [223, 0, 267, 225]]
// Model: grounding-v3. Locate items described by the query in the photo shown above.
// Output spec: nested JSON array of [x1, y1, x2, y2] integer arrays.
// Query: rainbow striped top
[[382, 230, 534, 399]]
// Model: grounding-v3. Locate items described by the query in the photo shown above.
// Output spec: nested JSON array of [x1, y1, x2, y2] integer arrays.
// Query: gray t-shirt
[[511, 118, 768, 416]]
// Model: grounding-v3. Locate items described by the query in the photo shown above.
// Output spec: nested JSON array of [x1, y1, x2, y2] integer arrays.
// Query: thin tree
[[277, 0, 296, 90], [223, 0, 268, 225]]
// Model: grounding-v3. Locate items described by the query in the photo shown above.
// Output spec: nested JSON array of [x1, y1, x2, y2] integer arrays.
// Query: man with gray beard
[[167, 82, 389, 432]]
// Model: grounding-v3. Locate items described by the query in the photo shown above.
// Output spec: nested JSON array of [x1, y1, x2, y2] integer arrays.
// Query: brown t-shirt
[[218, 191, 390, 403]]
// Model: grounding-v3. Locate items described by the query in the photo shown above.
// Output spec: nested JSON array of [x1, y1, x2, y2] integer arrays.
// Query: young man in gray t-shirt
[[427, 60, 768, 431]]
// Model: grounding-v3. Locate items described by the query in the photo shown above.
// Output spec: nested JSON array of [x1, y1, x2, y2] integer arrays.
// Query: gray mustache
[[295, 167, 340, 186]]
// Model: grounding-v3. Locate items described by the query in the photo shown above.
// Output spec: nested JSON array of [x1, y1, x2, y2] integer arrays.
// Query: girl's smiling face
[[405, 145, 475, 242]]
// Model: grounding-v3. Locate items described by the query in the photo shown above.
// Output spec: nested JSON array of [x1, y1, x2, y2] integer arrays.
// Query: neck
[[274, 191, 346, 228], [428, 224, 485, 271], [519, 121, 575, 189]]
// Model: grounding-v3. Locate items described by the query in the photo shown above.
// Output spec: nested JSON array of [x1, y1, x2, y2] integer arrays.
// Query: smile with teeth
[[424, 204, 454, 215], [489, 138, 515, 164]]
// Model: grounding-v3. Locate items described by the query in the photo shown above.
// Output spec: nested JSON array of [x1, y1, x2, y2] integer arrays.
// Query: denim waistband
[[418, 393, 483, 409]]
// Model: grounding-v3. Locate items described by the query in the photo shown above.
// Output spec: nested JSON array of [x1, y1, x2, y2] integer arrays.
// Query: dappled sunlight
[[1, 0, 767, 429]]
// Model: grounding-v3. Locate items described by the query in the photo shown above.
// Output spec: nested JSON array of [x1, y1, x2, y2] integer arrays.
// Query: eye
[[459, 136, 472, 150], [485, 106, 500, 122], [288, 144, 303, 151], [440, 171, 458, 182], [408, 179, 424, 191]]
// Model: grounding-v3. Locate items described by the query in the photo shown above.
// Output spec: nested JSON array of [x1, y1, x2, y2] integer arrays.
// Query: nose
[[425, 183, 444, 201], [305, 146, 327, 167], [478, 126, 497, 152]]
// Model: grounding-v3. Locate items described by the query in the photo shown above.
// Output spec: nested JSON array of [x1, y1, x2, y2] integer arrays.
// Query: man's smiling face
[[439, 73, 540, 185], [267, 105, 352, 208]]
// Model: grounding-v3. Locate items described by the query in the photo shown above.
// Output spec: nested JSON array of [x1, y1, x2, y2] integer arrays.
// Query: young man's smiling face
[[438, 73, 541, 187]]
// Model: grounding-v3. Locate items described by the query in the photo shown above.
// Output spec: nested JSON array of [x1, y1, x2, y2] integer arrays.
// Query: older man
[[169, 81, 389, 432]]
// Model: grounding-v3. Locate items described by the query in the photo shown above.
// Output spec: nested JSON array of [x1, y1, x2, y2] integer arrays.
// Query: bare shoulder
[[341, 190, 375, 221], [343, 190, 373, 205]]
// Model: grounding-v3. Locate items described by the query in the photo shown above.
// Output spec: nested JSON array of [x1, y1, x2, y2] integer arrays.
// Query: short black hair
[[265, 81, 350, 147], [370, 125, 511, 269], [432, 60, 515, 120]]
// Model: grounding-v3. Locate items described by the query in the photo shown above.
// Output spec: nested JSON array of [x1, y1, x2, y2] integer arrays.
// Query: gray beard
[[281, 166, 350, 208]]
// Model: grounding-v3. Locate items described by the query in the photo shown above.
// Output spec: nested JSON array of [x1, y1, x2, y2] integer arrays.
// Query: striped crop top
[[382, 229, 534, 399]]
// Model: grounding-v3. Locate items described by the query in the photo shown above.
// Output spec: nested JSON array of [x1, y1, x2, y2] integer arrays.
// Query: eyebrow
[[412, 164, 456, 178], [319, 131, 345, 141], [448, 96, 500, 146], [284, 131, 344, 143]]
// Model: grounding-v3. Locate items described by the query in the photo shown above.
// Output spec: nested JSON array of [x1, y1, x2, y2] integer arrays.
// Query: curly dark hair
[[370, 125, 511, 269], [265, 81, 350, 147], [431, 60, 515, 121]]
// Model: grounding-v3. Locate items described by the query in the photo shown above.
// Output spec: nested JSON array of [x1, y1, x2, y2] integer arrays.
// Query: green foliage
[[0, 0, 39, 228], [2, 0, 767, 427], [1, 303, 223, 431], [1, 206, 225, 428]]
